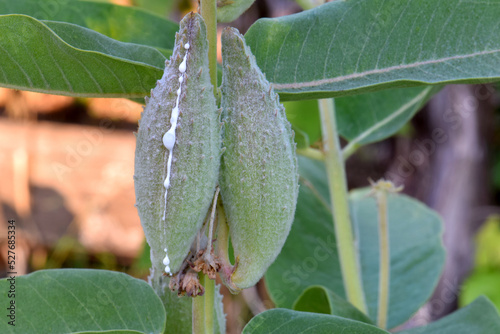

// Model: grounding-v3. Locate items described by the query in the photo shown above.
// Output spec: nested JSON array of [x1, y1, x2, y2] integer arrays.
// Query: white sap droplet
[[163, 130, 175, 150], [170, 107, 179, 124], [172, 105, 179, 115], [162, 43, 190, 223], [179, 54, 187, 73], [163, 249, 171, 274]]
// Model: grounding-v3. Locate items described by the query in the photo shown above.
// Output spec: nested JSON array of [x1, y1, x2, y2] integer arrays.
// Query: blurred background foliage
[[460, 216, 500, 312]]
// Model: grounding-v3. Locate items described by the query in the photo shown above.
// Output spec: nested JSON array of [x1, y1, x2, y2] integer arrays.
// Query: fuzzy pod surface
[[219, 27, 299, 291], [134, 13, 220, 276]]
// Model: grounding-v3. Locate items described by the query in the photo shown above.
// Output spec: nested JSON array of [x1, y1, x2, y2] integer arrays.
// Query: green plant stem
[[319, 98, 367, 314], [200, 0, 217, 95], [192, 284, 204, 333], [194, 3, 218, 334], [192, 275, 216, 334], [376, 189, 389, 329], [204, 275, 215, 333], [297, 147, 325, 161]]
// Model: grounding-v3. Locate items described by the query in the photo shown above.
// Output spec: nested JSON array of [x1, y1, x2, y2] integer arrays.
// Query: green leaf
[[44, 20, 167, 67], [217, 0, 256, 23], [284, 86, 438, 152], [0, 269, 165, 334], [156, 286, 192, 334], [0, 0, 178, 50], [0, 15, 164, 97], [284, 99, 321, 148], [337, 86, 440, 154], [265, 157, 445, 329], [350, 188, 445, 328], [399, 296, 500, 334], [291, 125, 310, 149], [244, 0, 500, 101], [242, 309, 389, 334], [293, 285, 373, 324]]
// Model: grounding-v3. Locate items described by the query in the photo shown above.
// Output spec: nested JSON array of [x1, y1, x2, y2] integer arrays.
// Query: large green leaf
[[0, 269, 165, 334], [400, 296, 500, 334], [265, 157, 445, 329], [293, 285, 373, 324], [0, 0, 178, 50], [245, 0, 500, 101], [0, 15, 164, 97], [44, 21, 167, 66], [351, 188, 445, 328], [242, 309, 389, 334]]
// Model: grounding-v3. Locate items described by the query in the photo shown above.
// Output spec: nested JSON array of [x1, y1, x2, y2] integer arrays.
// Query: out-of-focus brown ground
[[0, 89, 144, 263]]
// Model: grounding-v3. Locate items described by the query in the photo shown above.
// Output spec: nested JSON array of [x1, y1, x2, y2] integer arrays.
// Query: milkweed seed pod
[[219, 27, 299, 291], [134, 13, 220, 277]]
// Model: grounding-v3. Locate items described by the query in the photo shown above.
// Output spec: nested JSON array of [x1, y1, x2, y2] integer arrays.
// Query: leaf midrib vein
[[273, 48, 500, 90]]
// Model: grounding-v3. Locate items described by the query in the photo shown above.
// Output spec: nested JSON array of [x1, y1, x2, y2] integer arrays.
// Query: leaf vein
[[416, 5, 438, 61], [294, 18, 316, 83], [355, 0, 386, 73], [323, 1, 363, 79], [80, 276, 129, 329], [374, 0, 412, 70], [25, 277, 73, 332], [273, 22, 294, 83], [45, 274, 104, 330], [432, 2, 459, 59], [0, 44, 33, 87], [273, 48, 500, 90]]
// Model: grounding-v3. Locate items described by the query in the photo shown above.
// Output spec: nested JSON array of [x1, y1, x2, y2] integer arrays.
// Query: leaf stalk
[[376, 187, 389, 329]]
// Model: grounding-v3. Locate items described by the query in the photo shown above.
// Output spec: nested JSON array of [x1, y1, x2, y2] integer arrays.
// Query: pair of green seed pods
[[134, 13, 299, 292]]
